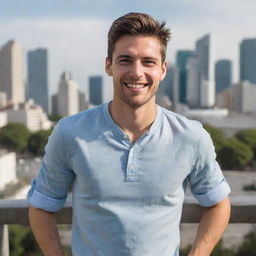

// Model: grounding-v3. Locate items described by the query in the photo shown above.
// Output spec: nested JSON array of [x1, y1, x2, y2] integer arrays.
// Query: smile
[[123, 83, 149, 88]]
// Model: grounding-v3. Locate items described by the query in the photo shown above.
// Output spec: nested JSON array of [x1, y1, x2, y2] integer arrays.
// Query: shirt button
[[128, 164, 134, 169], [123, 134, 129, 140]]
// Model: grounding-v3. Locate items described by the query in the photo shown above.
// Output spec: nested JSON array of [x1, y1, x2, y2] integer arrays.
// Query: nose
[[129, 61, 143, 79]]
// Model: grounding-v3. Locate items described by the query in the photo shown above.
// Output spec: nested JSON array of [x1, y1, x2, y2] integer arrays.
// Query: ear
[[105, 57, 113, 76], [160, 61, 167, 81]]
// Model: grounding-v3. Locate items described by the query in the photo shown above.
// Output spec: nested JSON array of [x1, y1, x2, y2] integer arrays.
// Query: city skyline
[[0, 0, 256, 100]]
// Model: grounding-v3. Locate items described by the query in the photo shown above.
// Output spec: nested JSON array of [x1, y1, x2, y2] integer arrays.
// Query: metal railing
[[1, 199, 256, 256]]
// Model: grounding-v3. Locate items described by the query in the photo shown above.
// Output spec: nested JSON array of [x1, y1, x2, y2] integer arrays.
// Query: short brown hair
[[107, 12, 171, 62]]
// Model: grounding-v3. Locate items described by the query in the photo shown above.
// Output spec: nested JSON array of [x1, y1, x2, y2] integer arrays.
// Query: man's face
[[105, 35, 167, 108]]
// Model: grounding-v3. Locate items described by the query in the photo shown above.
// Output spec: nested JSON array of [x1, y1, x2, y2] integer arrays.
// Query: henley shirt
[[28, 102, 231, 256]]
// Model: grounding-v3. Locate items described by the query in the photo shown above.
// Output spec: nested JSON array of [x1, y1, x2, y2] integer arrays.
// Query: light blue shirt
[[28, 102, 231, 256]]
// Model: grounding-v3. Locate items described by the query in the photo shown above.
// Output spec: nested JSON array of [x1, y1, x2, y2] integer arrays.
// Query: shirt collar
[[102, 101, 162, 139]]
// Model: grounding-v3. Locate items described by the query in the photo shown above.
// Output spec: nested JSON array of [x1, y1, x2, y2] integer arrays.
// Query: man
[[28, 12, 231, 256]]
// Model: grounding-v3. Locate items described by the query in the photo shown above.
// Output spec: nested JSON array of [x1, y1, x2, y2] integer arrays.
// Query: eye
[[119, 58, 130, 64], [143, 60, 156, 66]]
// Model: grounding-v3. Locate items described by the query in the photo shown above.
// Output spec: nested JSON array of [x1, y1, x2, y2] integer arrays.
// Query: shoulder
[[60, 104, 103, 125], [160, 106, 205, 141], [57, 104, 105, 131]]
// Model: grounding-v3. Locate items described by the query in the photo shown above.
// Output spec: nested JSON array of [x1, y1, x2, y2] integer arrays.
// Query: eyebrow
[[116, 55, 132, 60], [143, 57, 158, 61], [116, 55, 158, 61]]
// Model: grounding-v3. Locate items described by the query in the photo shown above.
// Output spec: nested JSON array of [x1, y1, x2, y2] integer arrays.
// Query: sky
[[1, 0, 256, 101]]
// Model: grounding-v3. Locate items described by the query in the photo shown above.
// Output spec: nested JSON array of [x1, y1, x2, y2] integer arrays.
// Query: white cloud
[[0, 2, 255, 100], [165, 1, 256, 82], [0, 17, 111, 96]]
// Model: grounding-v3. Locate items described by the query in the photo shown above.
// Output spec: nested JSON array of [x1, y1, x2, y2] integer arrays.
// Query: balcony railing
[[1, 199, 256, 256]]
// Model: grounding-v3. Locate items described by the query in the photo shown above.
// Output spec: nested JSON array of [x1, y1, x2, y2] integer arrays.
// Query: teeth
[[125, 83, 146, 88]]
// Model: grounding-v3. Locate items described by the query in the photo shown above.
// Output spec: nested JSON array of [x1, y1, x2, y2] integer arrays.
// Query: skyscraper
[[157, 66, 174, 101], [176, 50, 195, 104], [196, 34, 215, 108], [186, 56, 201, 107], [89, 76, 103, 105], [0, 40, 25, 105], [215, 60, 232, 94], [58, 72, 79, 117], [156, 65, 180, 111], [240, 38, 256, 83], [27, 49, 49, 113]]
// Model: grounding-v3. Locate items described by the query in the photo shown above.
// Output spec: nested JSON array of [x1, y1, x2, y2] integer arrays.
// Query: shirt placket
[[123, 132, 149, 182], [126, 145, 137, 181]]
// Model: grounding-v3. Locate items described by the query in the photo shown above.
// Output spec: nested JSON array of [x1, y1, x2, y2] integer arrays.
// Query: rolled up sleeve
[[188, 124, 231, 207], [27, 120, 75, 212]]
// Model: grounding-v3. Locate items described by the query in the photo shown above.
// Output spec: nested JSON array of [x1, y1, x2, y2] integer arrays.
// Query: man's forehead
[[112, 35, 162, 58]]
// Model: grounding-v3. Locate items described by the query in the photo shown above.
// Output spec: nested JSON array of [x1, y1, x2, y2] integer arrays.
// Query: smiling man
[[28, 13, 231, 256]]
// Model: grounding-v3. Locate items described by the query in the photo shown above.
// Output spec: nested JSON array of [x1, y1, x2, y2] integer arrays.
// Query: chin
[[122, 98, 155, 109]]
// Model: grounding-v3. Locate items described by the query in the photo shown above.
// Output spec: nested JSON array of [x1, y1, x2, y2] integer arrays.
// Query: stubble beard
[[119, 86, 158, 109]]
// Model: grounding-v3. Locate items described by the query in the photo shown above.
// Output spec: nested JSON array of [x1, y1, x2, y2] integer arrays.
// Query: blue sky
[[0, 0, 256, 100]]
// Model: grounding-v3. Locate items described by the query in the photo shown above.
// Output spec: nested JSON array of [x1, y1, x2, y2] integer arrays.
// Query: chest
[[69, 131, 195, 199]]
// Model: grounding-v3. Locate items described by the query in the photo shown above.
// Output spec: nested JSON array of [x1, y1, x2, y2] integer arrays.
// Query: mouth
[[123, 82, 149, 88]]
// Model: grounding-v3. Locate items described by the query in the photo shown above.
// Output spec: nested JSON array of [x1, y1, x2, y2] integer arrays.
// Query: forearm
[[188, 197, 231, 256], [29, 206, 65, 256]]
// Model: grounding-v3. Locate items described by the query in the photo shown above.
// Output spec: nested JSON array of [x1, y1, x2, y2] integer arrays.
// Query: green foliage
[[180, 240, 235, 256], [28, 129, 52, 155], [8, 225, 256, 256], [236, 230, 256, 256], [9, 225, 42, 256], [235, 129, 256, 156], [218, 137, 254, 170], [203, 125, 256, 170], [203, 124, 227, 162], [0, 123, 30, 152], [9, 225, 72, 256], [211, 240, 235, 256], [180, 245, 191, 256], [180, 230, 256, 256], [48, 115, 62, 122]]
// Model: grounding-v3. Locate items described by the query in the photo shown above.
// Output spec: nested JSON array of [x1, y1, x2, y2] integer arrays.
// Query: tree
[[203, 124, 227, 162], [218, 137, 254, 170], [211, 240, 234, 256], [28, 129, 52, 155], [235, 129, 256, 156], [236, 230, 256, 256], [180, 240, 235, 256], [9, 225, 41, 256], [48, 115, 62, 122], [9, 225, 72, 256], [0, 123, 30, 153]]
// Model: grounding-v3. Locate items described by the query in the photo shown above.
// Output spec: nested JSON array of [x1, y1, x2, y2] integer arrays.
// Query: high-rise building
[[176, 50, 195, 104], [231, 81, 256, 114], [157, 66, 174, 102], [79, 91, 88, 111], [196, 34, 215, 108], [215, 60, 232, 94], [57, 72, 79, 117], [27, 49, 49, 113], [89, 76, 103, 105], [186, 34, 215, 108], [0, 92, 7, 109], [186, 56, 201, 108], [240, 38, 256, 83], [0, 40, 25, 105], [51, 94, 58, 116]]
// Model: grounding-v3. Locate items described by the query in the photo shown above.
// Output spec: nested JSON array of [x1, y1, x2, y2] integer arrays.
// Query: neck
[[109, 100, 157, 143]]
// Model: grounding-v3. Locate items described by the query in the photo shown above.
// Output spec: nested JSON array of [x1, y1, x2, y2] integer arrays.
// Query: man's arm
[[29, 206, 65, 256], [188, 196, 231, 256]]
